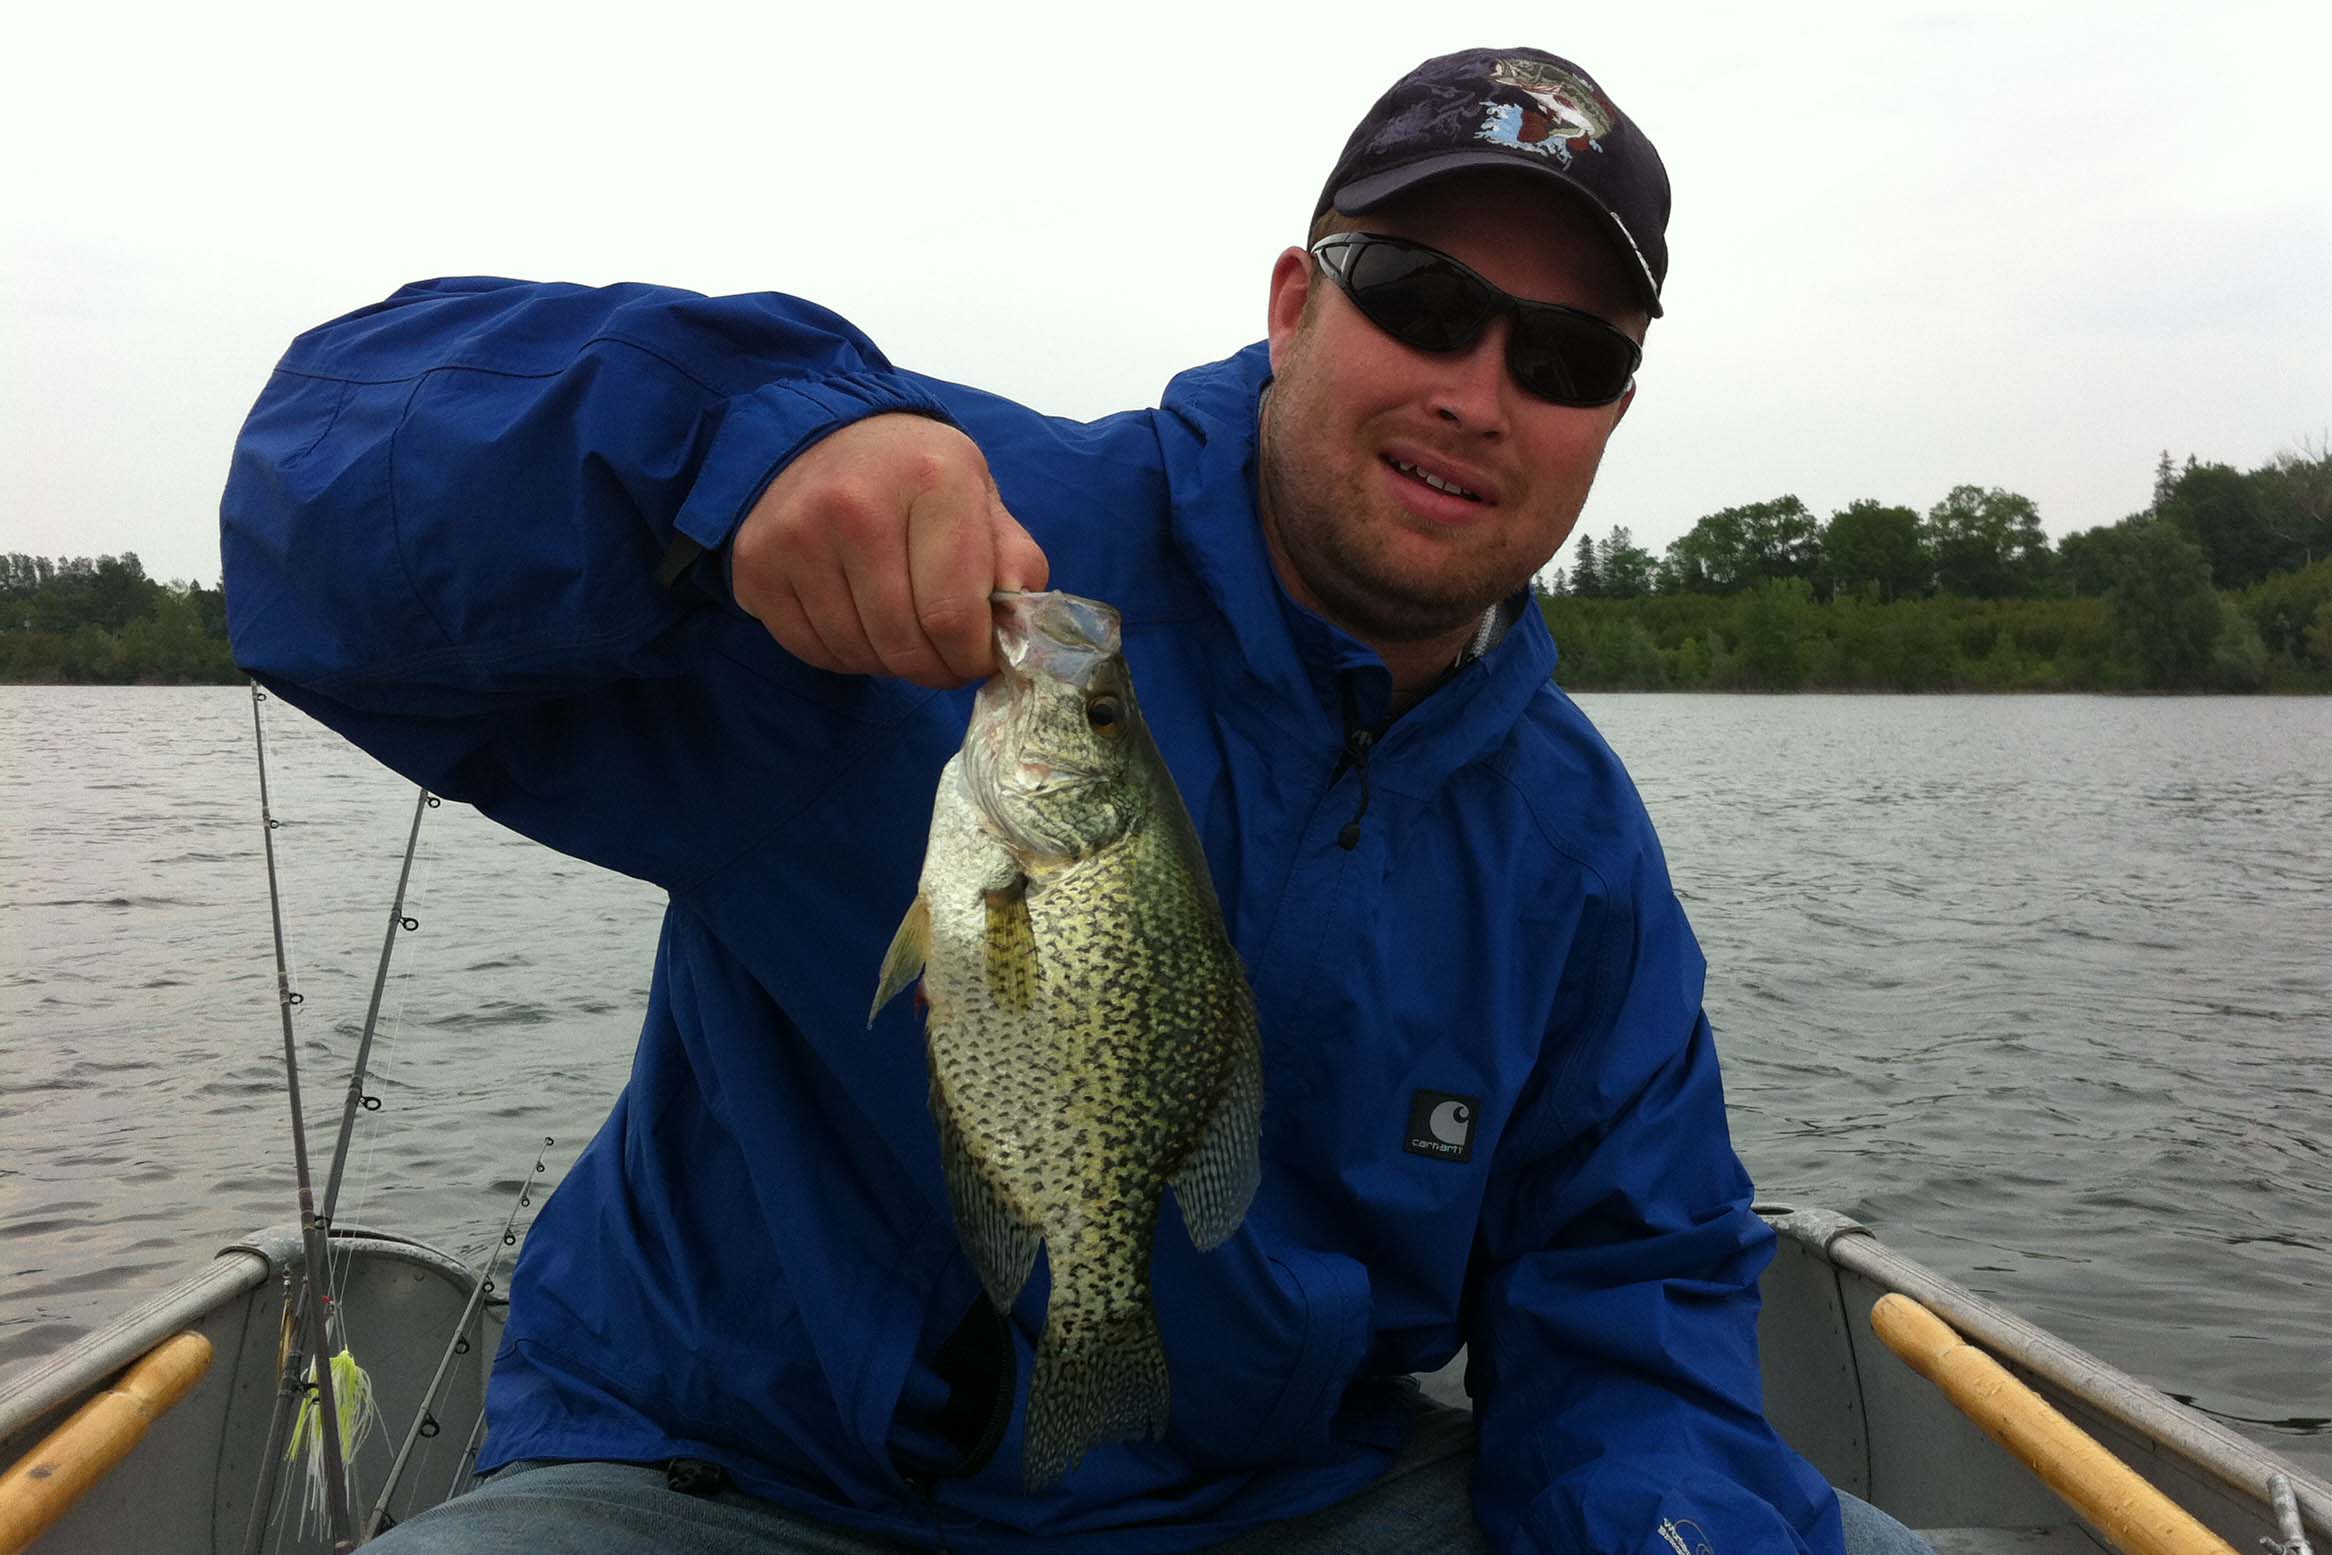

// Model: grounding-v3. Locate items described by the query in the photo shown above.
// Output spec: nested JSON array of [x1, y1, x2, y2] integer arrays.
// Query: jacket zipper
[[1334, 677, 1384, 851]]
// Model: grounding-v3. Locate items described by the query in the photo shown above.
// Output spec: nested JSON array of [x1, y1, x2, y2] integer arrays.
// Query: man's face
[[1258, 171, 1646, 647]]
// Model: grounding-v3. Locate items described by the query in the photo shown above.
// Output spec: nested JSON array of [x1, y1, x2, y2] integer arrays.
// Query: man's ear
[[1264, 247, 1312, 373]]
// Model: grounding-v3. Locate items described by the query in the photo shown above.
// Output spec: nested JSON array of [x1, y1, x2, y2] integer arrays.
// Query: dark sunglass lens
[[1509, 314, 1636, 405], [1343, 243, 1487, 352]]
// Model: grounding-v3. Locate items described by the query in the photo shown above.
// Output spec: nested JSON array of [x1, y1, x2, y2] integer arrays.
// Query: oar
[[1870, 1293, 2238, 1555], [0, 1332, 214, 1555]]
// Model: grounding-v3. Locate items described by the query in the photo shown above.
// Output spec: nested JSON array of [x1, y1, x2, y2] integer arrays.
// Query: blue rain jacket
[[221, 278, 1843, 1555]]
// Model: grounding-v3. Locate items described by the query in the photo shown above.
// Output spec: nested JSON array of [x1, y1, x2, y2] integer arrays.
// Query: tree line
[[0, 553, 239, 683], [9, 441, 2331, 692], [1543, 444, 2332, 692]]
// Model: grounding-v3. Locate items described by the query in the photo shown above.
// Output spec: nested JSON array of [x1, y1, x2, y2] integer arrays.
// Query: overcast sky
[[5, 0, 2327, 586]]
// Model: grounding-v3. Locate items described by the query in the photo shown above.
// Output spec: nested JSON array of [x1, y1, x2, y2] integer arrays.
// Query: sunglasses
[[1309, 232, 1642, 408]]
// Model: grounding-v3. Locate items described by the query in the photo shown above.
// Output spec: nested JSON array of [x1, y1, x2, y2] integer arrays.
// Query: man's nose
[[1425, 317, 1513, 435]]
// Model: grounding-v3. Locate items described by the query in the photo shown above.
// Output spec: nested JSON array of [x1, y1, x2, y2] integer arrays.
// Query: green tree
[[1569, 533, 1604, 598], [1, 553, 241, 684], [187, 578, 229, 640], [1664, 496, 1820, 594], [1926, 486, 2051, 599], [1600, 526, 1658, 599], [1665, 633, 1713, 687], [2238, 559, 2332, 664], [2306, 603, 2332, 670], [1821, 500, 1928, 601], [25, 553, 161, 634], [2107, 521, 2222, 687], [88, 552, 156, 631], [0, 553, 53, 609], [1736, 578, 1813, 688], [2057, 518, 2147, 596], [2253, 438, 2331, 571], [2209, 605, 2269, 690], [2161, 462, 2281, 589]]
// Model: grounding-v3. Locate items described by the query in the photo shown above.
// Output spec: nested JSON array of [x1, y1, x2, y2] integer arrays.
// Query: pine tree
[[1570, 533, 1604, 597]]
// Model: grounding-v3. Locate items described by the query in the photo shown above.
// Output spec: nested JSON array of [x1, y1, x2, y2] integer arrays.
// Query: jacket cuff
[[668, 371, 960, 609], [1502, 1457, 1840, 1555]]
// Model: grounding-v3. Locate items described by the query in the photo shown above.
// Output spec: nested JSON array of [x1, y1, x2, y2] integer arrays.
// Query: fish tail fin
[[1022, 1307, 1169, 1489]]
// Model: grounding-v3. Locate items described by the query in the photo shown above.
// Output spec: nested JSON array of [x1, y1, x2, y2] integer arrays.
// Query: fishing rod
[[362, 1138, 554, 1540], [244, 682, 358, 1553], [320, 784, 439, 1227], [245, 779, 437, 1553], [239, 1270, 303, 1555], [447, 1403, 490, 1504]]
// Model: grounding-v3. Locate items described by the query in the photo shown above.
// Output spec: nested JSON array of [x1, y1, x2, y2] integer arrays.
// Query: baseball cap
[[1316, 48, 1671, 318]]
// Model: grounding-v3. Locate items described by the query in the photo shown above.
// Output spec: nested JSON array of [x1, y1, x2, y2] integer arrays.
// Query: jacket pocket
[[1160, 1236, 1373, 1469]]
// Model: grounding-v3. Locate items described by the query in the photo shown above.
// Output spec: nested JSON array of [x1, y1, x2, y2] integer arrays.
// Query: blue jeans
[[373, 1403, 1931, 1554]]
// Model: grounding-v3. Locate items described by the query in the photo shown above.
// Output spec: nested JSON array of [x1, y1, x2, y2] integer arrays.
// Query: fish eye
[[1085, 694, 1124, 736]]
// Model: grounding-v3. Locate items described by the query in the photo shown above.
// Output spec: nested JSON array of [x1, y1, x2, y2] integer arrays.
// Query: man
[[225, 45, 1916, 1555]]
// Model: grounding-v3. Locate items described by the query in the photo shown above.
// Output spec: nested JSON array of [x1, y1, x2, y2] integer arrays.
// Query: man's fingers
[[776, 538, 886, 676], [842, 518, 956, 687], [730, 414, 1051, 688], [733, 477, 874, 674], [906, 470, 1010, 684], [751, 585, 845, 674], [991, 504, 1050, 595], [732, 531, 858, 674]]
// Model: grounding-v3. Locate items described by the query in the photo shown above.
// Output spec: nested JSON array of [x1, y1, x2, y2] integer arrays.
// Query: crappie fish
[[869, 590, 1264, 1488]]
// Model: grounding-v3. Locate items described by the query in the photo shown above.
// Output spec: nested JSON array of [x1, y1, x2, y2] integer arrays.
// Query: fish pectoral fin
[[1171, 1012, 1264, 1251], [869, 895, 933, 1026], [935, 1093, 1044, 1310], [983, 880, 1040, 1014]]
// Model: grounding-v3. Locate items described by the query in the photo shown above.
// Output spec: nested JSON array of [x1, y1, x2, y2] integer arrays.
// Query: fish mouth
[[992, 590, 1121, 689], [965, 590, 1134, 862]]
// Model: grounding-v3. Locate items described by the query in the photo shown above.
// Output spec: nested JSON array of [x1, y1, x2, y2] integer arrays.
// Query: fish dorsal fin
[[1170, 1012, 1263, 1250], [869, 895, 932, 1026]]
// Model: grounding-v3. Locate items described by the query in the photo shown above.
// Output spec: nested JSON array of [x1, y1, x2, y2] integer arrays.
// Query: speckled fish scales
[[870, 591, 1263, 1489]]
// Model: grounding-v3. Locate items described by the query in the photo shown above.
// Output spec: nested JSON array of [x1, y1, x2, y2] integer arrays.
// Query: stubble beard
[[1259, 373, 1556, 647]]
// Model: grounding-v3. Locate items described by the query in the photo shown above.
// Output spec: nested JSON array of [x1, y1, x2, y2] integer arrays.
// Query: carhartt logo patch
[[1404, 1091, 1480, 1163]]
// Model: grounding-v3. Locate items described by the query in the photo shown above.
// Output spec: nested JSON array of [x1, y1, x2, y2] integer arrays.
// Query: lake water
[[2, 686, 2326, 1478]]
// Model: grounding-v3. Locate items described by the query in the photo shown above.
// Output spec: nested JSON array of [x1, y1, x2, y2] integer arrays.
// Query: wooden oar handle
[[1870, 1293, 2236, 1555], [0, 1331, 214, 1555]]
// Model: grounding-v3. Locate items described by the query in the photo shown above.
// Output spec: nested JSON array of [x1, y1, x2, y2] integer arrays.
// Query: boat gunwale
[[1762, 1203, 2332, 1536], [0, 1225, 482, 1446]]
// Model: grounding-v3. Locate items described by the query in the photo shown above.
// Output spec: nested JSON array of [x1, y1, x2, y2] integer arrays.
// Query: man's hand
[[731, 414, 1050, 688]]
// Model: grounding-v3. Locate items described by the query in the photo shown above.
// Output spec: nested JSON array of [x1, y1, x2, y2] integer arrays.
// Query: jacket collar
[[1153, 344, 1562, 796]]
